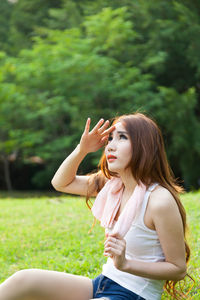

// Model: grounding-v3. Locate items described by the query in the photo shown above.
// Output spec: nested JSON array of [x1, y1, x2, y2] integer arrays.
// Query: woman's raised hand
[[79, 118, 115, 155]]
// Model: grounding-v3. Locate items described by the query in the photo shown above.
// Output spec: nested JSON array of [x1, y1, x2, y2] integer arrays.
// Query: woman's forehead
[[113, 122, 126, 132]]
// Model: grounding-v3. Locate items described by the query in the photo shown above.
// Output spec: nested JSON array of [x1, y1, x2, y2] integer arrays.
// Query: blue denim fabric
[[92, 274, 146, 300]]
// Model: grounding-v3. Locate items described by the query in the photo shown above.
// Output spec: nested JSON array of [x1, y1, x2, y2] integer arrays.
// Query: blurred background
[[0, 0, 200, 192]]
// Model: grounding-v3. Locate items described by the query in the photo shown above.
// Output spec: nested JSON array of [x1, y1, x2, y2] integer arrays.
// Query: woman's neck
[[119, 169, 138, 194]]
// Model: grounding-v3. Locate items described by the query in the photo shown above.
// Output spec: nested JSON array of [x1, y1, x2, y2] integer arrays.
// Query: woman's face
[[105, 122, 132, 174]]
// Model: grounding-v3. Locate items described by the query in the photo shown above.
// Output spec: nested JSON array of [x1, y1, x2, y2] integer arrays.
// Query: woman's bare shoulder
[[149, 185, 178, 212], [148, 185, 183, 232]]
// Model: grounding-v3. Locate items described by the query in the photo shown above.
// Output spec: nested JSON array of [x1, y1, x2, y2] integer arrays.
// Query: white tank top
[[102, 183, 165, 300]]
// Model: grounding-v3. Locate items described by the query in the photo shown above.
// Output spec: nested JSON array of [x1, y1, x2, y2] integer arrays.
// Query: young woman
[[0, 113, 190, 300]]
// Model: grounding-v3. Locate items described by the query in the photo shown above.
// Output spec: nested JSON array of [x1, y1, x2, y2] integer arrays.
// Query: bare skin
[[0, 269, 93, 300]]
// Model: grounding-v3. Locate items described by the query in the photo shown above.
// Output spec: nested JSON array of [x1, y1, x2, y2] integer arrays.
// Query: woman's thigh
[[0, 269, 93, 300]]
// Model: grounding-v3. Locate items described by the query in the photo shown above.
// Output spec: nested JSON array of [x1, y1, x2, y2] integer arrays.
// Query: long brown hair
[[87, 112, 192, 299]]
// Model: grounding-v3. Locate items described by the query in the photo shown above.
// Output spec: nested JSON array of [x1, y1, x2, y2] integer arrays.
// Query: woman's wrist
[[118, 258, 130, 273], [77, 143, 89, 157]]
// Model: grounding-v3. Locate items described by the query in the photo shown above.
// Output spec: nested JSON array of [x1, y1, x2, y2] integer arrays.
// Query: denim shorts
[[92, 274, 146, 300]]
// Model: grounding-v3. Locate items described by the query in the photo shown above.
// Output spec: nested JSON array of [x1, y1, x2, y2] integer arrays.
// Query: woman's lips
[[107, 155, 117, 162]]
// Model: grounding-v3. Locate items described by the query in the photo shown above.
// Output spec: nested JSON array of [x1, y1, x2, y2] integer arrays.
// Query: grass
[[0, 191, 199, 299]]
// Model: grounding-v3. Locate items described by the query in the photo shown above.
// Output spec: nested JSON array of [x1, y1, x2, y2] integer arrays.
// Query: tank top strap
[[148, 182, 159, 192], [136, 183, 159, 223]]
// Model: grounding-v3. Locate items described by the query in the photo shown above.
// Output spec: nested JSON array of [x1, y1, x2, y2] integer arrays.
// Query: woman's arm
[[104, 188, 187, 281], [51, 144, 90, 196], [51, 118, 114, 196]]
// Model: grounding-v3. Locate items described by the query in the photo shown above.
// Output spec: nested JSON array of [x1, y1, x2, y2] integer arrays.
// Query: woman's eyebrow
[[117, 131, 128, 134]]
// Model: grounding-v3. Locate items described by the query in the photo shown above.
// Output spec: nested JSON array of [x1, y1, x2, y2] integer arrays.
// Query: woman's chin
[[108, 165, 120, 173]]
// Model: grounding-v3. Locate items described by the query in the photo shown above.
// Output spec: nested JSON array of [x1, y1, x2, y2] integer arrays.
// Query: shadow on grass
[[0, 190, 64, 199]]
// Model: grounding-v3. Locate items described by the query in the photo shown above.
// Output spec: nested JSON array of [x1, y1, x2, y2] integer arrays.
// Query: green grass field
[[0, 191, 199, 299]]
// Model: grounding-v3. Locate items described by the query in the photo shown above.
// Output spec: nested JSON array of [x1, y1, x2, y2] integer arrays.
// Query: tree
[[0, 0, 13, 53], [0, 2, 200, 189]]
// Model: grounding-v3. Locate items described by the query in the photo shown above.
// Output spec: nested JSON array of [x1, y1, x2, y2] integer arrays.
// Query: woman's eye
[[119, 134, 128, 140], [108, 135, 113, 141]]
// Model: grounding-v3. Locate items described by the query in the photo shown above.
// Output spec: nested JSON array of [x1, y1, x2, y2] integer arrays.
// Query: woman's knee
[[9, 269, 38, 295], [11, 269, 31, 283], [0, 269, 36, 300]]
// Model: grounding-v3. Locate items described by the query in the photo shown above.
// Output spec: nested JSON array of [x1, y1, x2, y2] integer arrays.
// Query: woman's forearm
[[121, 259, 187, 281], [51, 144, 87, 189]]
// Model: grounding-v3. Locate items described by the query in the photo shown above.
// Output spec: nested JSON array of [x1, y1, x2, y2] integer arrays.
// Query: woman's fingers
[[82, 118, 115, 152], [104, 238, 124, 253], [85, 118, 115, 138], [104, 236, 125, 252], [101, 125, 115, 137], [104, 246, 121, 257], [90, 118, 105, 133], [83, 118, 91, 134], [104, 236, 118, 246], [98, 120, 110, 134], [101, 135, 109, 144]]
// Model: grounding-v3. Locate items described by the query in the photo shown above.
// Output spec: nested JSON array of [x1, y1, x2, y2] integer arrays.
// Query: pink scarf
[[91, 177, 146, 238]]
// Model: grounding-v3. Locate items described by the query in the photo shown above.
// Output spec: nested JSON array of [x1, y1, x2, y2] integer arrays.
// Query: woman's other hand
[[104, 234, 128, 271], [79, 118, 115, 155]]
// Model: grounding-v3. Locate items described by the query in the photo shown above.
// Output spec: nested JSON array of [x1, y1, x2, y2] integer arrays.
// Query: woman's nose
[[107, 140, 116, 152]]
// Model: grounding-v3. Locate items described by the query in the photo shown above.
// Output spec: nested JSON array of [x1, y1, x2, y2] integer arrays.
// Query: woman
[[0, 113, 190, 300]]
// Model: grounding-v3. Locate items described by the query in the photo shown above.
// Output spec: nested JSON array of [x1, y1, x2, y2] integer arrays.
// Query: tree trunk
[[1, 154, 12, 191]]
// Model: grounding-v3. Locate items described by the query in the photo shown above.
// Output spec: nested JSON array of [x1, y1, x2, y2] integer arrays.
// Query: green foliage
[[147, 87, 200, 188], [0, 1, 13, 53], [5, 0, 62, 54], [0, 1, 200, 189], [0, 191, 199, 299]]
